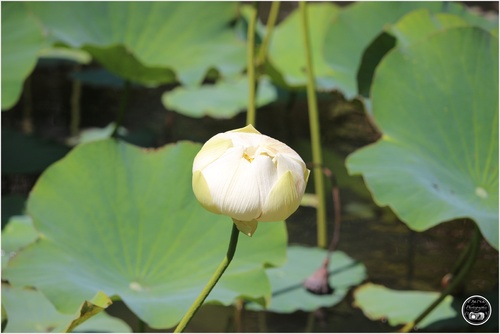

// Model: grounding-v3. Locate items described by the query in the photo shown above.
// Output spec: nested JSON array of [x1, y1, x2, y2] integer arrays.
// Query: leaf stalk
[[299, 1, 327, 248]]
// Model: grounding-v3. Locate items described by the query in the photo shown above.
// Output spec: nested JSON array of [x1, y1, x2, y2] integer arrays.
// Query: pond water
[[3, 57, 498, 332]]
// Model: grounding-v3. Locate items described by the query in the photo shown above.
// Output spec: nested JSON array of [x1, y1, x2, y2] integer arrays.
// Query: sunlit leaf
[[1, 216, 37, 269], [247, 245, 366, 313], [1, 285, 131, 333], [3, 139, 287, 329], [353, 283, 456, 329], [323, 2, 441, 99], [27, 2, 246, 86], [346, 27, 498, 249], [162, 76, 277, 119], [267, 3, 340, 92], [1, 2, 47, 110], [388, 9, 470, 48]]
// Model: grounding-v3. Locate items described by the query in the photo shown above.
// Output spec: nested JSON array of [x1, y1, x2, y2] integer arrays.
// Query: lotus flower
[[192, 124, 310, 236]]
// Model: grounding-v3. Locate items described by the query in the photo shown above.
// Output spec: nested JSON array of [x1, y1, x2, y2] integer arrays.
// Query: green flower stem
[[174, 223, 240, 333], [256, 1, 280, 67], [299, 1, 327, 248], [399, 225, 482, 332], [246, 2, 258, 127], [112, 80, 130, 138]]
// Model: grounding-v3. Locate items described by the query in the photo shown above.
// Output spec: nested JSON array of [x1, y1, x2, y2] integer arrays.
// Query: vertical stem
[[22, 77, 33, 134], [234, 299, 244, 332], [246, 2, 258, 127], [112, 80, 130, 138], [70, 65, 82, 137], [299, 1, 327, 248], [256, 1, 280, 67], [174, 224, 240, 333]]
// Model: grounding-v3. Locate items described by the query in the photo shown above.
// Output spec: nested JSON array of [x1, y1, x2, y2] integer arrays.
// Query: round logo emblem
[[461, 295, 491, 325]]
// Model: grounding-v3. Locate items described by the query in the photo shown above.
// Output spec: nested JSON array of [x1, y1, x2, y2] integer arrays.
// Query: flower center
[[243, 146, 273, 163]]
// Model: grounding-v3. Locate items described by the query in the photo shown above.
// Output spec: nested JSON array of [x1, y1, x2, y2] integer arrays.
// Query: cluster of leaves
[[2, 1, 498, 332]]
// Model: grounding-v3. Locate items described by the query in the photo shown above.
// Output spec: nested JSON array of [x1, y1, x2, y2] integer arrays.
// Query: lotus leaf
[[27, 2, 246, 86], [2, 285, 131, 333], [247, 245, 366, 313], [346, 27, 498, 249], [353, 283, 456, 329], [4, 139, 287, 329], [1, 2, 47, 110], [162, 76, 277, 119]]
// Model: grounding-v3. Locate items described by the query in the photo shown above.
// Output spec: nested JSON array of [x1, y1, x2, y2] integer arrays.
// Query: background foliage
[[2, 1, 498, 332]]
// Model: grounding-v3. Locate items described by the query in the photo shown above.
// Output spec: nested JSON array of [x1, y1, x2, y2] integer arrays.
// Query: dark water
[[3, 57, 498, 333]]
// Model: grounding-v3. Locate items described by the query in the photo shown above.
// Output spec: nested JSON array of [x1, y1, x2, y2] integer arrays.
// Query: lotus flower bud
[[192, 125, 310, 236]]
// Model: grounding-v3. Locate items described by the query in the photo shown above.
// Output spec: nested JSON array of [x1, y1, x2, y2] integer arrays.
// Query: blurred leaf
[[267, 3, 340, 92], [353, 283, 456, 329], [324, 2, 495, 99], [323, 2, 442, 99], [1, 285, 131, 333], [247, 245, 366, 313], [38, 46, 92, 64], [4, 139, 287, 329], [346, 28, 498, 249], [162, 76, 277, 119], [1, 216, 38, 270], [28, 2, 246, 86], [388, 9, 470, 49], [65, 122, 127, 146], [1, 127, 70, 174], [1, 2, 47, 110]]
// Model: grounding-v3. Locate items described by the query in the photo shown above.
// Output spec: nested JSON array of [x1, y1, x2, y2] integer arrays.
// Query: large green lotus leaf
[[388, 9, 471, 49], [346, 27, 498, 249], [162, 76, 277, 119], [247, 245, 366, 313], [1, 2, 47, 110], [27, 2, 246, 86], [3, 139, 287, 329], [323, 2, 442, 98], [267, 3, 340, 92], [2, 285, 131, 333], [353, 283, 456, 329], [1, 216, 38, 269]]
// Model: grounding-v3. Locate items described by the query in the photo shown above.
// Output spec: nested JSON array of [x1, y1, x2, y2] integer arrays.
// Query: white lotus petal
[[193, 133, 233, 172], [202, 147, 261, 221], [259, 171, 300, 222], [251, 154, 278, 209], [192, 124, 309, 228]]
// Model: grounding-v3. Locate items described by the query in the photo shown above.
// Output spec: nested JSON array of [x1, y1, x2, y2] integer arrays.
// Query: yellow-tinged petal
[[192, 170, 220, 215], [232, 219, 258, 237], [229, 124, 261, 134], [259, 171, 300, 222], [193, 134, 233, 172]]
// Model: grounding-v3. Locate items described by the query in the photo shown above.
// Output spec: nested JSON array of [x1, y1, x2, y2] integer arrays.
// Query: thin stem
[[22, 76, 33, 134], [112, 80, 130, 138], [256, 1, 280, 67], [300, 1, 327, 248], [174, 224, 240, 333], [70, 65, 82, 137], [399, 225, 482, 332], [246, 2, 258, 127], [234, 298, 244, 332]]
